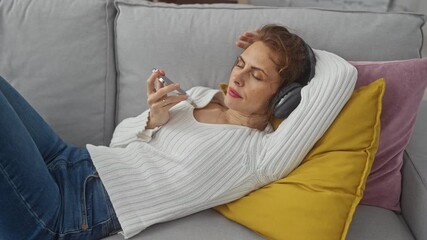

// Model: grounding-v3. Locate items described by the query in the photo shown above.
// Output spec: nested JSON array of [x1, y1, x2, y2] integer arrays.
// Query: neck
[[223, 109, 270, 131]]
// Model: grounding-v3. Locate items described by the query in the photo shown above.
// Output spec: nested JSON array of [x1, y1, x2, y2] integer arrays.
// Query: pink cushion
[[351, 58, 427, 211]]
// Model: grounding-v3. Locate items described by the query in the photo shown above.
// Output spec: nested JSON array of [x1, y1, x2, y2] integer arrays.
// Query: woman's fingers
[[146, 68, 187, 128], [147, 70, 161, 95], [236, 41, 251, 49], [147, 83, 185, 105], [146, 68, 187, 114], [164, 94, 188, 106], [155, 83, 181, 99], [150, 94, 187, 111], [147, 68, 168, 94], [162, 96, 188, 111], [239, 33, 253, 42], [235, 30, 259, 49]]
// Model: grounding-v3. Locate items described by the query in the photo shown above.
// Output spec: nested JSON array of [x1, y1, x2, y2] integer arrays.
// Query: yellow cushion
[[215, 79, 385, 240]]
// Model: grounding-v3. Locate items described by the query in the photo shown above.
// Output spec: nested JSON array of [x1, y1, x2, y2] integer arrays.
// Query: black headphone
[[271, 39, 317, 119]]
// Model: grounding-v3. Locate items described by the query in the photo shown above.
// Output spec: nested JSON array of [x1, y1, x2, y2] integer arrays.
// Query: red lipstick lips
[[228, 87, 242, 98]]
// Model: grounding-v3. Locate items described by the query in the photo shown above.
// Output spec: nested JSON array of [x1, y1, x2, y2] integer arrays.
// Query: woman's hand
[[146, 69, 187, 129], [235, 29, 260, 49]]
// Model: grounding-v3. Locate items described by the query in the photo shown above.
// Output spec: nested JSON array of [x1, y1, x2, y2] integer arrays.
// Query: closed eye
[[251, 73, 261, 81], [235, 56, 267, 81], [234, 57, 244, 68]]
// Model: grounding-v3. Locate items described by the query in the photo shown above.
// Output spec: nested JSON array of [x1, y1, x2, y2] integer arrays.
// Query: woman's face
[[225, 41, 282, 116]]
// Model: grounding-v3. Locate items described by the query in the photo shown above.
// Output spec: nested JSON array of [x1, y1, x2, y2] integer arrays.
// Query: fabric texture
[[102, 209, 265, 240], [0, 0, 117, 147], [346, 205, 414, 240], [0, 75, 120, 239], [351, 59, 427, 211], [113, 0, 424, 124], [216, 78, 385, 240], [249, 0, 391, 11], [87, 50, 357, 238], [401, 144, 427, 240]]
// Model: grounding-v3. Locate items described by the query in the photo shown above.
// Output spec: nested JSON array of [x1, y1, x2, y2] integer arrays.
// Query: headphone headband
[[296, 38, 316, 86]]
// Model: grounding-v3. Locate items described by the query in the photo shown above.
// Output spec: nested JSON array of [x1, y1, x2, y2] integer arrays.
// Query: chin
[[223, 96, 233, 108], [224, 97, 240, 109]]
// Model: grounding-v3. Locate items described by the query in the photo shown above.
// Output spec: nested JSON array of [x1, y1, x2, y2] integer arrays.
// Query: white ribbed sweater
[[86, 50, 357, 239]]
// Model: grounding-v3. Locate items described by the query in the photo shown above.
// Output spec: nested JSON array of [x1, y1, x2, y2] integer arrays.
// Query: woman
[[0, 24, 356, 239]]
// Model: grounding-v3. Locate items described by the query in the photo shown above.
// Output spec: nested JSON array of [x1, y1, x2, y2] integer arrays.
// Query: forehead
[[241, 41, 279, 69]]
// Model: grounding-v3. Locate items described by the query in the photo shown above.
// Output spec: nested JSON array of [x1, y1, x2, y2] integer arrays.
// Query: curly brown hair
[[253, 24, 314, 87]]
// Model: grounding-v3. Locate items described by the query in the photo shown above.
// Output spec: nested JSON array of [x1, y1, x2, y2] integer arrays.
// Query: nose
[[233, 70, 246, 87]]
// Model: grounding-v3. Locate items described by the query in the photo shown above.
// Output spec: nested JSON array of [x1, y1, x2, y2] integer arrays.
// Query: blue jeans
[[0, 76, 121, 239]]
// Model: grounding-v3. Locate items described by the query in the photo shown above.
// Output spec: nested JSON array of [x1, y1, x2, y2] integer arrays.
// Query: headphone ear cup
[[273, 82, 303, 119]]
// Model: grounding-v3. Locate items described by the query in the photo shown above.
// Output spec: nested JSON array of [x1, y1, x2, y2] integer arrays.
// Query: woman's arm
[[256, 50, 357, 186]]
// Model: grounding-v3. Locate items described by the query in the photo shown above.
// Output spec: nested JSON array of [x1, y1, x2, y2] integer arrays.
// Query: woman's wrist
[[146, 112, 162, 129]]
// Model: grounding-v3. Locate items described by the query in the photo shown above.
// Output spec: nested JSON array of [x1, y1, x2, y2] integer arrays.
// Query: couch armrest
[[401, 100, 427, 240]]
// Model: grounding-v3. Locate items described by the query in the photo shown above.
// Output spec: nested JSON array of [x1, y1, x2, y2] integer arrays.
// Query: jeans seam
[[54, 217, 116, 236], [0, 161, 57, 235], [47, 153, 91, 171], [81, 174, 96, 231]]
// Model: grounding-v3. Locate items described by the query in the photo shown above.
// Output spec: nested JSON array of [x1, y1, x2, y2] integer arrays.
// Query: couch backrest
[[114, 0, 426, 123], [0, 0, 425, 146], [0, 0, 116, 146]]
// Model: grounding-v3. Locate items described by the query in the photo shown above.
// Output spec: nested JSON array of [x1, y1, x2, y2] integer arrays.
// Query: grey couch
[[0, 0, 426, 239]]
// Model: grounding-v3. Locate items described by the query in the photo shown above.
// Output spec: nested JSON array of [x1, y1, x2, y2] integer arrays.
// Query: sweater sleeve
[[256, 50, 357, 186], [108, 87, 219, 148], [109, 109, 159, 148]]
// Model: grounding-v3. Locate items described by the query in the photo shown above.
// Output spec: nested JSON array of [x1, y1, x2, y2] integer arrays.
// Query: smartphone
[[152, 68, 196, 107], [158, 75, 188, 96]]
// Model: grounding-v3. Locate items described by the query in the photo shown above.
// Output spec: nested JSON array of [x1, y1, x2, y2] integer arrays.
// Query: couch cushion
[[347, 205, 414, 240], [401, 100, 427, 240], [0, 0, 117, 146], [102, 205, 413, 240], [113, 0, 424, 124], [103, 209, 263, 240], [351, 59, 427, 211], [249, 0, 391, 11]]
